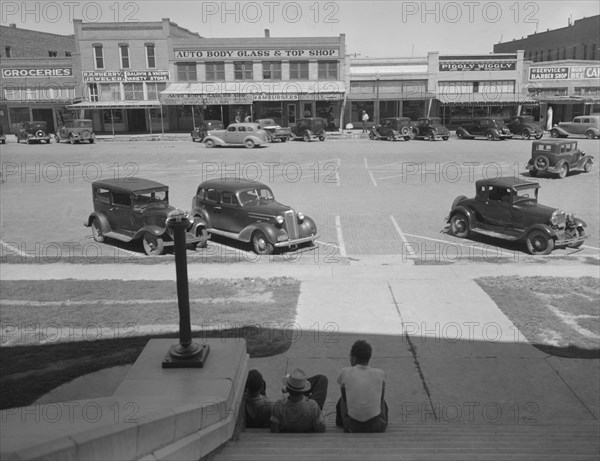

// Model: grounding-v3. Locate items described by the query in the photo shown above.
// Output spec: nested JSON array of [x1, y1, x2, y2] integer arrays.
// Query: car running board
[[470, 228, 521, 241], [103, 231, 135, 243]]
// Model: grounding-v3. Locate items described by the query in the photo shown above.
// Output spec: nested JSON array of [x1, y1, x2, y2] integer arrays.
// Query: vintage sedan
[[551, 115, 600, 139], [255, 118, 292, 142], [191, 120, 224, 142], [526, 139, 594, 178], [191, 178, 319, 255], [369, 117, 413, 141], [86, 178, 208, 255], [16, 121, 51, 144], [412, 117, 450, 141], [455, 118, 512, 140], [446, 177, 587, 255], [202, 122, 268, 148], [56, 119, 95, 144], [504, 115, 544, 140], [289, 117, 326, 142]]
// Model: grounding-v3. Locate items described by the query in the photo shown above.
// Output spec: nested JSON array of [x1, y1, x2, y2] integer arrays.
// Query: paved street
[[1, 135, 599, 263]]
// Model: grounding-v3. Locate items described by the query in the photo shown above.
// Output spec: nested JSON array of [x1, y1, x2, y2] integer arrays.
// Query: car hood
[[513, 201, 557, 221], [243, 201, 293, 215], [522, 123, 544, 130], [138, 203, 174, 219], [430, 124, 450, 133]]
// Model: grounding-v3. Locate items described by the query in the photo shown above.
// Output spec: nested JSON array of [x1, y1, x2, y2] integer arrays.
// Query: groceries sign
[[3, 68, 73, 77]]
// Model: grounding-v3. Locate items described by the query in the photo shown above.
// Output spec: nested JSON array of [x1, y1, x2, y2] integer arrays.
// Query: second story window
[[318, 61, 338, 79], [124, 83, 144, 101], [93, 44, 104, 69], [176, 62, 197, 81], [88, 83, 98, 102], [48, 51, 57, 57], [146, 44, 156, 68], [5, 46, 11, 58], [289, 61, 309, 79], [206, 62, 225, 81], [234, 61, 253, 80], [262, 61, 282, 80], [119, 45, 130, 69]]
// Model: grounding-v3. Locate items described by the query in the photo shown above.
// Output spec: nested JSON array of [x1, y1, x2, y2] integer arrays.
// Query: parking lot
[[1, 134, 599, 264]]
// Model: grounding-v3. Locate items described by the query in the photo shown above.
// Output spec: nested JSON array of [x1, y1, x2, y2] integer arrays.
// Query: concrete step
[[211, 422, 599, 461]]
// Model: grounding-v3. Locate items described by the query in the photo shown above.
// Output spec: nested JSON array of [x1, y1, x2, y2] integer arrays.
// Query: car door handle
[[214, 206, 222, 210]]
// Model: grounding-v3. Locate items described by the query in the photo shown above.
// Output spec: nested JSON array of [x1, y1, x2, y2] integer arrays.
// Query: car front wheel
[[369, 131, 375, 140], [586, 130, 597, 139], [252, 231, 274, 255], [69, 134, 76, 144], [584, 159, 593, 173], [91, 219, 104, 243], [526, 230, 555, 255], [550, 129, 560, 138], [456, 130, 464, 139], [244, 139, 255, 148], [303, 132, 311, 142], [486, 132, 495, 141], [204, 139, 215, 148], [143, 233, 164, 256], [195, 226, 209, 249], [427, 132, 435, 141], [556, 164, 568, 179], [450, 213, 470, 238]]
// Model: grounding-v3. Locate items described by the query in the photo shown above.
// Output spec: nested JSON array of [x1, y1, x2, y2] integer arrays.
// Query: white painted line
[[335, 215, 347, 257], [390, 215, 414, 254], [365, 158, 378, 186], [315, 240, 339, 249], [0, 240, 31, 258], [336, 157, 341, 186], [582, 245, 600, 251]]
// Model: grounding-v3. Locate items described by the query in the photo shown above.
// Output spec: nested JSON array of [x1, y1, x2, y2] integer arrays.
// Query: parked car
[[191, 178, 319, 255], [0, 124, 6, 144], [255, 118, 292, 142], [446, 177, 587, 255], [412, 117, 450, 141], [551, 115, 600, 139], [85, 177, 208, 256], [16, 121, 51, 144], [191, 120, 224, 142], [455, 118, 513, 140], [289, 117, 326, 142], [504, 115, 544, 140], [56, 119, 95, 144], [369, 117, 413, 141], [202, 122, 268, 148], [526, 139, 594, 179]]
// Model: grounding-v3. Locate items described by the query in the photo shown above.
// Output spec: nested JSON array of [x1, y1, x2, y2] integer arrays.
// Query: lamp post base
[[162, 343, 210, 368]]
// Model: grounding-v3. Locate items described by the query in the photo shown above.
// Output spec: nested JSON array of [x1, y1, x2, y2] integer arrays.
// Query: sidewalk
[[18, 257, 598, 427]]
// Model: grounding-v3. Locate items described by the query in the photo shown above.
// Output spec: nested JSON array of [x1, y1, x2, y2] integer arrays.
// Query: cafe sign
[[82, 70, 169, 82], [174, 48, 339, 60], [529, 66, 600, 80], [439, 62, 516, 71]]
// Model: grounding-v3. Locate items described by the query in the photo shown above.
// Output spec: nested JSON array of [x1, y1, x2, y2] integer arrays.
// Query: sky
[[1, 0, 599, 57]]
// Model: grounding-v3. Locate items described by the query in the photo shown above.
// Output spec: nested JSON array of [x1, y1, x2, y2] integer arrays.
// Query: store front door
[[127, 109, 147, 133], [31, 108, 54, 132]]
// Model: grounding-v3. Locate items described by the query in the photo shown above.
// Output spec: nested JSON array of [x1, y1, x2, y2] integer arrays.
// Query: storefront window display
[[403, 100, 425, 120], [316, 101, 339, 130], [255, 101, 284, 124], [351, 101, 374, 126], [8, 107, 30, 132]]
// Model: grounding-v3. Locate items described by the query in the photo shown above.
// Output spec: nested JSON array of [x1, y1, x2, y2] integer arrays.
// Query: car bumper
[[274, 234, 320, 248], [555, 234, 588, 247]]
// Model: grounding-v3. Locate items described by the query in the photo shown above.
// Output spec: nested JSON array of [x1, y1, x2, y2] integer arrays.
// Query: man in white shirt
[[361, 110, 369, 133], [336, 340, 388, 432]]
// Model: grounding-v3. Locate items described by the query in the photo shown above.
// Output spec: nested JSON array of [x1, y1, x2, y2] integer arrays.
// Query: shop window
[[206, 62, 225, 81], [473, 82, 480, 93], [48, 51, 57, 57], [145, 44, 156, 68], [65, 51, 71, 57], [5, 46, 11, 58], [318, 61, 338, 79], [234, 61, 253, 80], [88, 83, 99, 102], [147, 83, 166, 100], [176, 62, 197, 81], [119, 44, 130, 69], [289, 61, 309, 80], [262, 61, 281, 80], [93, 44, 104, 69], [100, 83, 120, 101], [592, 44, 597, 61], [124, 83, 144, 101]]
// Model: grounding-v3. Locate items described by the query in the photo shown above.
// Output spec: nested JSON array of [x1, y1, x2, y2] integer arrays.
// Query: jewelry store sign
[[174, 49, 339, 60], [83, 70, 170, 82], [529, 66, 600, 80]]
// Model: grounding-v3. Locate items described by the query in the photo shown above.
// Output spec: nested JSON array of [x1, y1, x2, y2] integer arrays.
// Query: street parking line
[[364, 158, 378, 186], [335, 215, 347, 257], [389, 215, 414, 254]]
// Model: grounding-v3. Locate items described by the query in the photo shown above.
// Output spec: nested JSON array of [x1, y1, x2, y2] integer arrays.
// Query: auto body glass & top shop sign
[[82, 70, 170, 82], [174, 49, 339, 60], [529, 66, 600, 80]]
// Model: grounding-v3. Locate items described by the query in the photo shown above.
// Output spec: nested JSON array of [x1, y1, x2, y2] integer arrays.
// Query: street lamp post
[[375, 72, 380, 126], [162, 209, 209, 368]]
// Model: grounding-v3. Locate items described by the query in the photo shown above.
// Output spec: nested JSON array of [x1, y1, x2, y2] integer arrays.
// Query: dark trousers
[[305, 375, 328, 410], [335, 394, 388, 433]]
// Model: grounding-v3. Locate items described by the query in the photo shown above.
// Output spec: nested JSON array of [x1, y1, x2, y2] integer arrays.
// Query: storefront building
[[160, 32, 346, 130], [346, 56, 433, 127], [68, 19, 200, 133], [0, 24, 78, 133], [525, 60, 600, 126]]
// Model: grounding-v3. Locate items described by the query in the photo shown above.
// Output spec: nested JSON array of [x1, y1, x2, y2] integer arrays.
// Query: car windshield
[[133, 190, 168, 207], [29, 121, 47, 129], [74, 120, 92, 128], [239, 187, 275, 206], [513, 186, 538, 203]]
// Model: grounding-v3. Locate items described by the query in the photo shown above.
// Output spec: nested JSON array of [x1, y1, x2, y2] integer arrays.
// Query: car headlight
[[550, 209, 566, 226], [276, 215, 284, 225], [567, 212, 574, 222], [297, 212, 304, 222]]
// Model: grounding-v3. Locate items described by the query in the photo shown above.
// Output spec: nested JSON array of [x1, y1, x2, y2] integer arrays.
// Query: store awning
[[67, 100, 162, 110], [159, 81, 346, 105], [437, 94, 536, 105]]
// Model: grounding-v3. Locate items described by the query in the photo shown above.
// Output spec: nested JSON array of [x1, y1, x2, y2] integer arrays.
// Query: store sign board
[[174, 49, 339, 60], [529, 66, 600, 80], [160, 93, 254, 105], [2, 68, 73, 78], [439, 62, 516, 71], [82, 70, 169, 82]]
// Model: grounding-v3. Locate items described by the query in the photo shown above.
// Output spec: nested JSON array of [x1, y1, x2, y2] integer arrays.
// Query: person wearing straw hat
[[270, 368, 328, 433]]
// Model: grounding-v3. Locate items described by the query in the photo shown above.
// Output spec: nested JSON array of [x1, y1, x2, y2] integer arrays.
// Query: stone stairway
[[211, 422, 600, 461]]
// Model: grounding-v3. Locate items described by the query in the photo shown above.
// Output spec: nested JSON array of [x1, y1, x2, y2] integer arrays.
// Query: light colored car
[[551, 115, 600, 139], [56, 119, 95, 144], [202, 122, 268, 148]]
